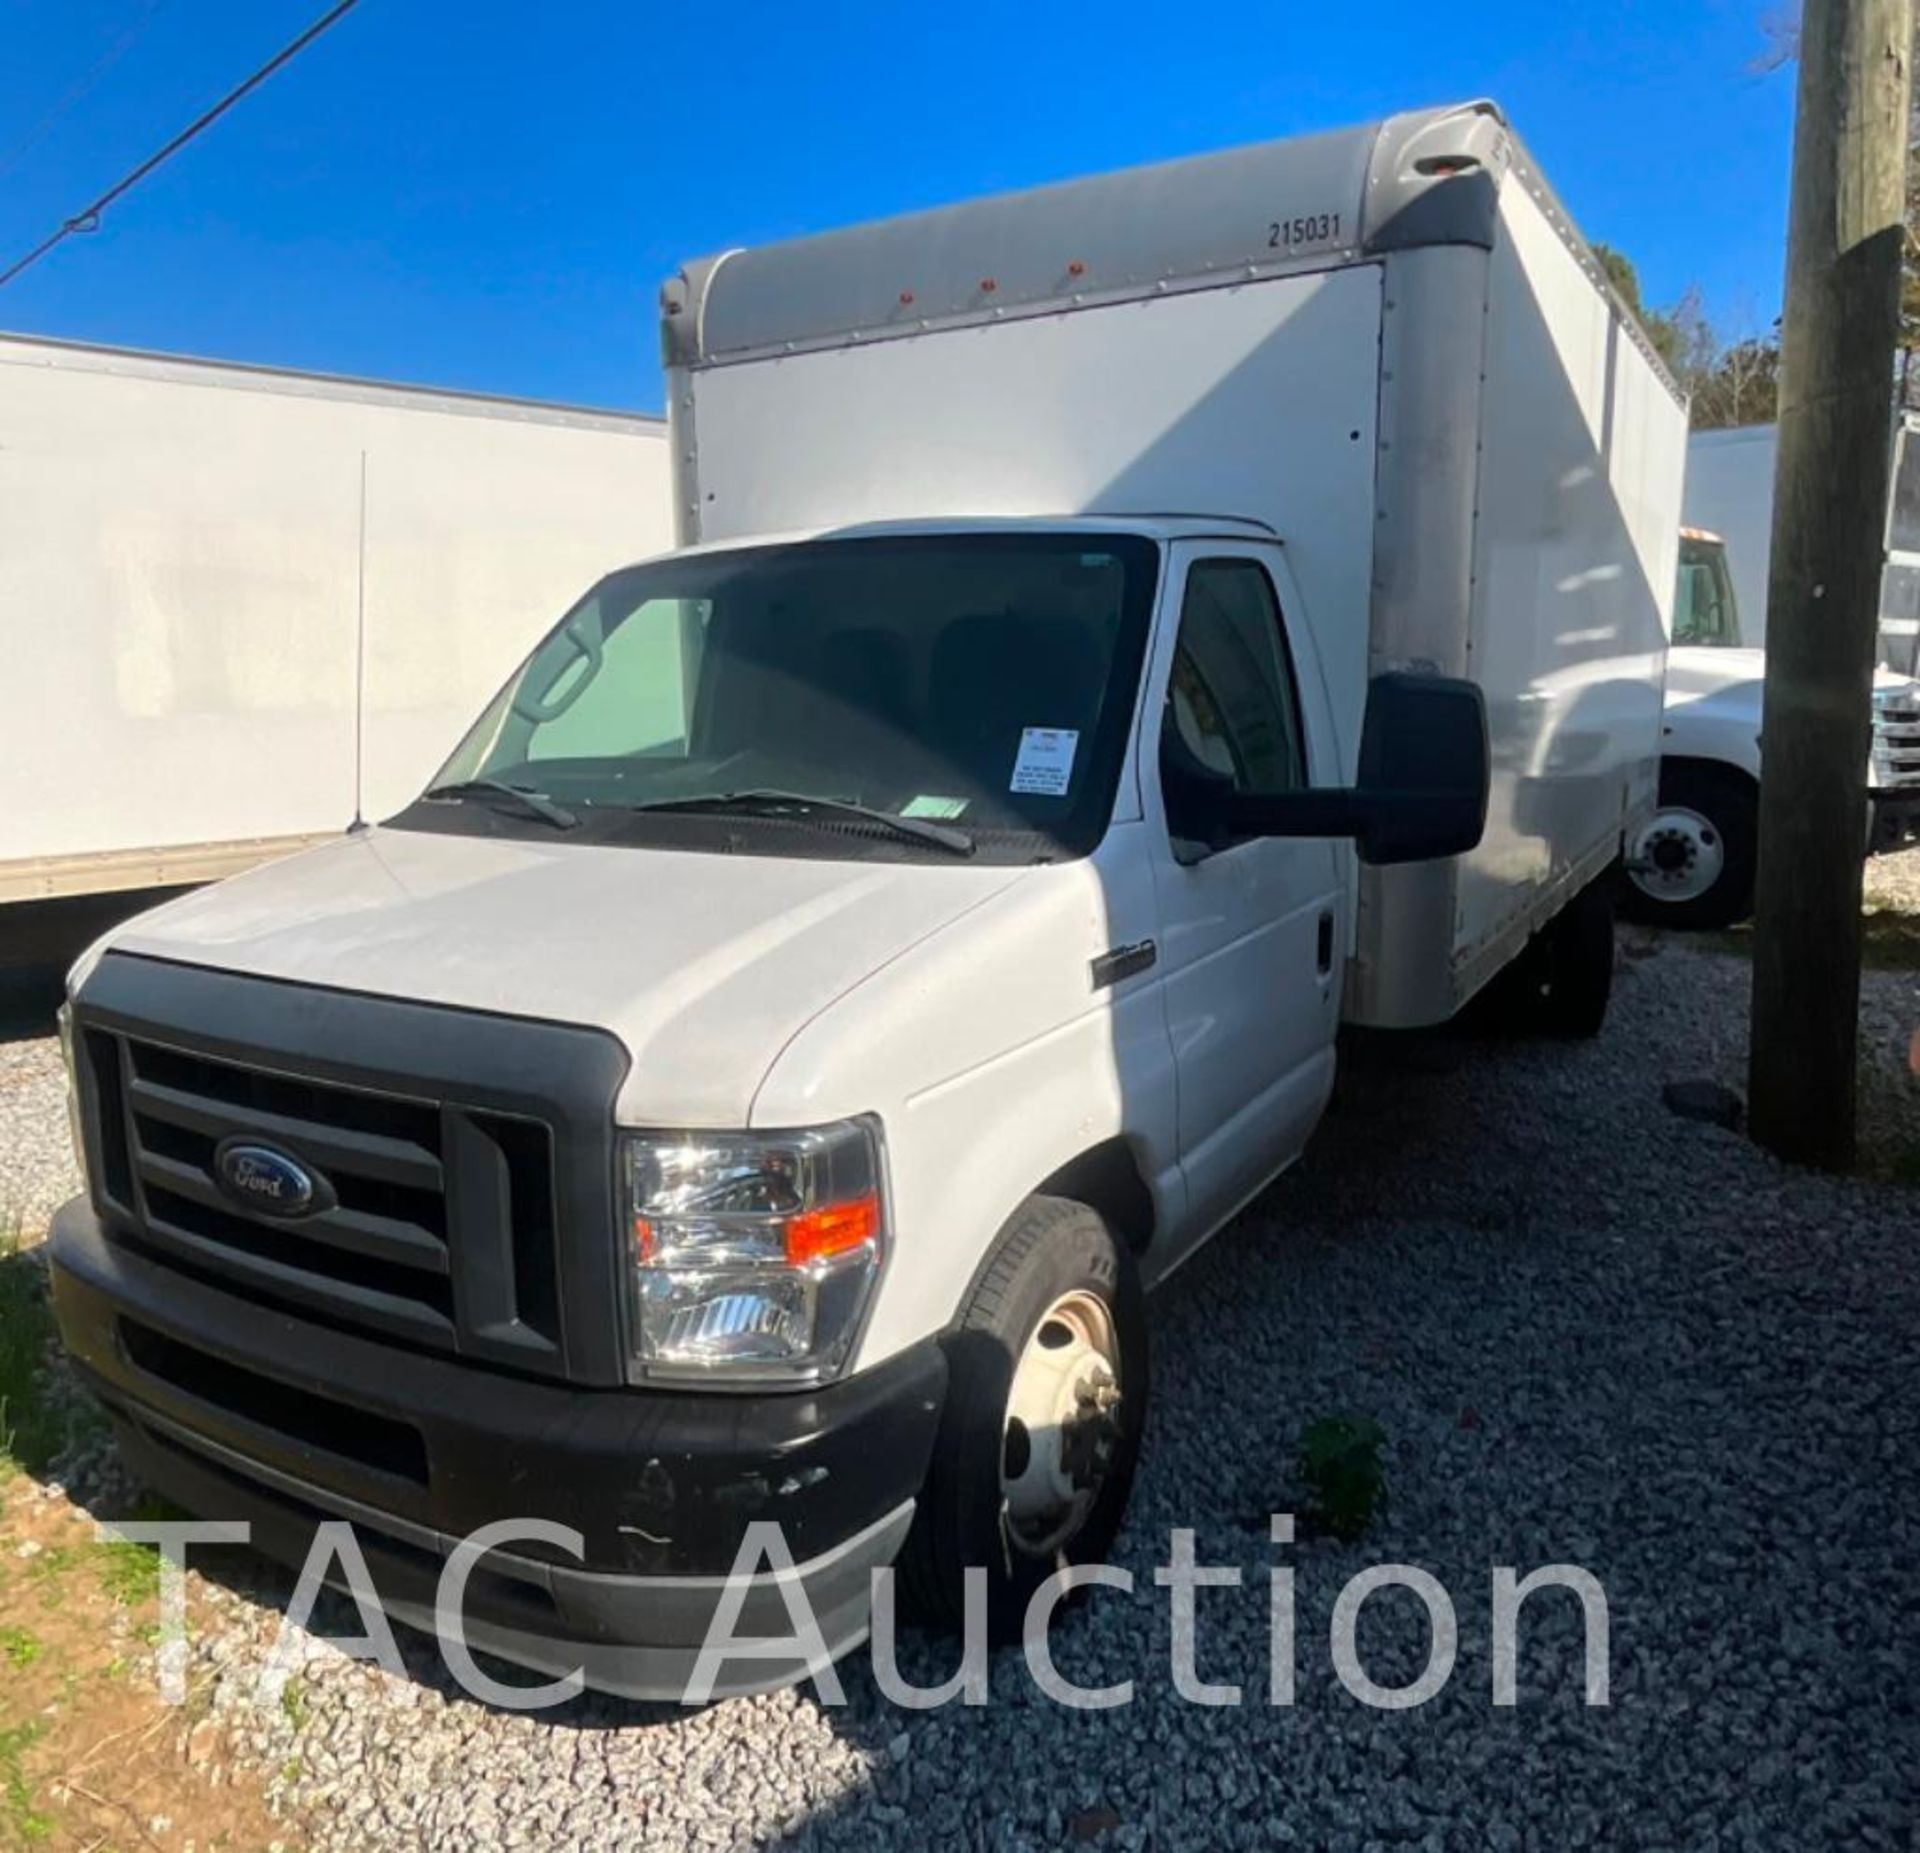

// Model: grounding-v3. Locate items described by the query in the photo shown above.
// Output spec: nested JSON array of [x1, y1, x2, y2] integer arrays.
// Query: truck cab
[[1627, 528, 1920, 928], [51, 514, 1482, 1695]]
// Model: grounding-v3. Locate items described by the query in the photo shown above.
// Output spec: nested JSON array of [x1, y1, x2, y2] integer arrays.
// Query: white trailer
[[0, 333, 672, 909], [1683, 415, 1920, 671], [54, 101, 1684, 1699]]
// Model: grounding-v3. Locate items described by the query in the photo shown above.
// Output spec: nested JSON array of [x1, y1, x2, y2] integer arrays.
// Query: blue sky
[[0, 0, 1797, 412]]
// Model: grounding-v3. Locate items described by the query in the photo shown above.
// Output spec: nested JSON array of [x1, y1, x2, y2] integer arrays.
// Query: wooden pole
[[1750, 0, 1913, 1168]]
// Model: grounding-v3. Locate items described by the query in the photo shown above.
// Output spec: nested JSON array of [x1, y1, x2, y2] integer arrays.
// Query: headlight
[[622, 1118, 887, 1386], [57, 1000, 89, 1191]]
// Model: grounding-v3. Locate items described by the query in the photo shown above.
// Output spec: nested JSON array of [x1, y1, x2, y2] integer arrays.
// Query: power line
[[0, 0, 170, 186], [0, 0, 364, 292]]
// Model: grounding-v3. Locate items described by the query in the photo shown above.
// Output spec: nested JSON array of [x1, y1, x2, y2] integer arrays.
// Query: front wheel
[[899, 1196, 1147, 1643], [1622, 763, 1758, 930]]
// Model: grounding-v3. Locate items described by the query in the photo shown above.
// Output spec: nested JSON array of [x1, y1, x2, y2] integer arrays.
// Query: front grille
[[1873, 704, 1920, 789], [72, 953, 631, 1386], [82, 1028, 570, 1374]]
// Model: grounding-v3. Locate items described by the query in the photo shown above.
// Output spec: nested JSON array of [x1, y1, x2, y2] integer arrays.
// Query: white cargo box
[[1, 335, 672, 904], [662, 101, 1686, 1025]]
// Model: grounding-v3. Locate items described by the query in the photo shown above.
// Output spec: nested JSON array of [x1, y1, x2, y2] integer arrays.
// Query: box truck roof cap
[[662, 98, 1678, 402]]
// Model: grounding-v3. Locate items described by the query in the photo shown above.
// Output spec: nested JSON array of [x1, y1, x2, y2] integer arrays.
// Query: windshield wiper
[[626, 790, 974, 855], [423, 778, 578, 830]]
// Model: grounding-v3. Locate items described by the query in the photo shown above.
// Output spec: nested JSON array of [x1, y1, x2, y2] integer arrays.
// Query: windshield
[[401, 533, 1160, 864], [1673, 536, 1742, 647]]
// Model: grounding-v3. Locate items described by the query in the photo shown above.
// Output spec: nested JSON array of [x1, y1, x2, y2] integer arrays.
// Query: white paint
[[1, 335, 672, 882]]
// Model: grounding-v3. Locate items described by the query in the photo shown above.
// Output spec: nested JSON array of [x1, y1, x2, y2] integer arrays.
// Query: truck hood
[[101, 826, 1027, 1126], [1666, 646, 1917, 704]]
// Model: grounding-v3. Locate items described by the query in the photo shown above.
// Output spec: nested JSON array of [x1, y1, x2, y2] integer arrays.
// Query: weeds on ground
[[0, 1720, 51, 1845], [1703, 906, 1920, 972], [0, 1212, 64, 1484], [1299, 1414, 1388, 1542]]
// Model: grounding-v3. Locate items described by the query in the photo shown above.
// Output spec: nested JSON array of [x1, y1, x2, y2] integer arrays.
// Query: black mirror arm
[[1223, 789, 1368, 839]]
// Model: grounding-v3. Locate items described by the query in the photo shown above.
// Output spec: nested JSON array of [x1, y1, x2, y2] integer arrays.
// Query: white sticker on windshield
[[1010, 727, 1079, 796], [902, 794, 969, 820]]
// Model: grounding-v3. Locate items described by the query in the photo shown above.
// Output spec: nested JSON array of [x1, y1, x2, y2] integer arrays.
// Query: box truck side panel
[[1, 361, 362, 868], [1682, 425, 1778, 646], [355, 410, 673, 819], [1, 336, 671, 900], [1449, 179, 1679, 985], [688, 266, 1385, 766]]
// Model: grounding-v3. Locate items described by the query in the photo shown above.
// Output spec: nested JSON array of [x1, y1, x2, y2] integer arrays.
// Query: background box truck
[[1619, 429, 1920, 927], [0, 333, 672, 936], [49, 100, 1683, 1698]]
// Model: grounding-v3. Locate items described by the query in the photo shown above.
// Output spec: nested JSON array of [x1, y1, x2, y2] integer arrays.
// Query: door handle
[[1316, 910, 1335, 975]]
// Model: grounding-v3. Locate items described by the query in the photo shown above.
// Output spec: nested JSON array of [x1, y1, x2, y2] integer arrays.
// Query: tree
[[1594, 243, 1781, 428], [1759, 5, 1920, 405]]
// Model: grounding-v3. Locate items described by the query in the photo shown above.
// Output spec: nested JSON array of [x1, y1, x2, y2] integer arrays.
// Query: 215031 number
[[1268, 211, 1342, 249]]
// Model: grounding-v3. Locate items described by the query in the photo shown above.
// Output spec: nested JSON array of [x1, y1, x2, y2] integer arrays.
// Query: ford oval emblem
[[213, 1139, 325, 1219]]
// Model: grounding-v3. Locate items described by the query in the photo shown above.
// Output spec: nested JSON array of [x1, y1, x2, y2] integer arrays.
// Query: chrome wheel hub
[[1628, 806, 1725, 906]]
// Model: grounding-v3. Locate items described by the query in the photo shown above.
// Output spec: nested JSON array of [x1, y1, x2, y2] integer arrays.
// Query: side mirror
[[1164, 672, 1489, 866], [1343, 671, 1490, 865]]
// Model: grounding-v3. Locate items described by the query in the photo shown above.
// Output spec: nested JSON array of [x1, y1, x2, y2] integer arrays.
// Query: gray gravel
[[0, 1034, 82, 1236], [7, 894, 1920, 1850]]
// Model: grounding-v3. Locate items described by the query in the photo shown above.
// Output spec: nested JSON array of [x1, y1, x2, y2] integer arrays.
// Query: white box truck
[[49, 101, 1683, 1698], [0, 334, 672, 925], [1619, 429, 1920, 927]]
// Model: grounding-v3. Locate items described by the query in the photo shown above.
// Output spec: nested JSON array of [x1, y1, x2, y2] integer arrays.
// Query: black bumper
[[1869, 787, 1920, 854], [50, 1198, 945, 1700]]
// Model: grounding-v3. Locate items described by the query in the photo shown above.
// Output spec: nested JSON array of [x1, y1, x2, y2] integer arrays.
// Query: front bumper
[[49, 1197, 945, 1700], [1869, 787, 1920, 855]]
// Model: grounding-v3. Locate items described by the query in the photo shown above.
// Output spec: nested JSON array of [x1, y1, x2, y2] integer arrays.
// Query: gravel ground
[[0, 1034, 82, 1235], [4, 878, 1918, 1850]]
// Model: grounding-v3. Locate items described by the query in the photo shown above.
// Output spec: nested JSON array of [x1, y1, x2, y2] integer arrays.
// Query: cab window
[[1163, 558, 1307, 801]]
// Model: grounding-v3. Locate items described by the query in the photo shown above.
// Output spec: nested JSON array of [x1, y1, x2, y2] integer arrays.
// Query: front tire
[[900, 1196, 1147, 1642], [1623, 762, 1758, 930]]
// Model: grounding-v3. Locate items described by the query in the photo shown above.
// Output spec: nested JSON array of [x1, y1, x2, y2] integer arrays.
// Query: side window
[[525, 594, 710, 762], [1163, 559, 1307, 801]]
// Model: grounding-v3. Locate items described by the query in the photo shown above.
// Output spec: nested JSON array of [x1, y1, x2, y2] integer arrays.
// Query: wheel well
[[1659, 754, 1759, 801], [1035, 1138, 1156, 1255]]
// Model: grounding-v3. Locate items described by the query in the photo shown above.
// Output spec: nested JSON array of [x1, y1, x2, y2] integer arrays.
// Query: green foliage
[[1298, 1413, 1387, 1542], [96, 1535, 162, 1609], [0, 1627, 40, 1670], [0, 1217, 62, 1482], [0, 1721, 51, 1845], [1591, 242, 1778, 430]]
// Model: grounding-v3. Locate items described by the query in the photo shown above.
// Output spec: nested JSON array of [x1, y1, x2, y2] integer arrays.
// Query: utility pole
[[1750, 0, 1913, 1168]]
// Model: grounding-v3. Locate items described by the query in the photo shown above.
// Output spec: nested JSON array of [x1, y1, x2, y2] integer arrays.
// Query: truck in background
[[1682, 416, 1920, 669], [50, 101, 1682, 1698], [0, 333, 672, 940], [1621, 440, 1920, 928]]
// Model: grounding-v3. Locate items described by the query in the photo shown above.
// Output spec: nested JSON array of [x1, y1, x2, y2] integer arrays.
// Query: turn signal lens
[[784, 1192, 882, 1267], [621, 1120, 888, 1386]]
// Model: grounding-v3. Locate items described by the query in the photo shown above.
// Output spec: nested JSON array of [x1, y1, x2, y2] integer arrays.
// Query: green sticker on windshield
[[903, 794, 970, 820]]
